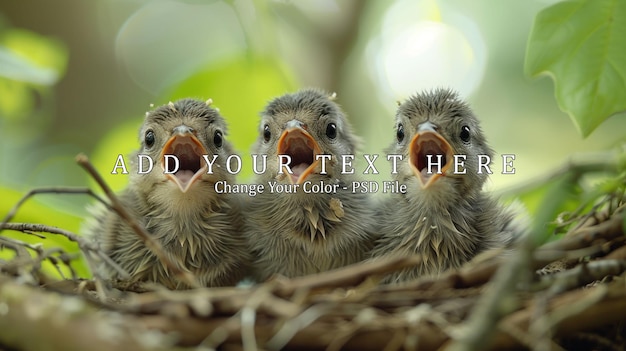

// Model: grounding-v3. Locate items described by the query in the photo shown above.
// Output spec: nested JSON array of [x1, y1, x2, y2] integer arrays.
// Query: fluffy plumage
[[245, 89, 376, 281], [370, 89, 523, 283], [85, 99, 249, 289]]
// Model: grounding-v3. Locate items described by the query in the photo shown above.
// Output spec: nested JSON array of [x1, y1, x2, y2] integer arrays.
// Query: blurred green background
[[1, 0, 625, 277]]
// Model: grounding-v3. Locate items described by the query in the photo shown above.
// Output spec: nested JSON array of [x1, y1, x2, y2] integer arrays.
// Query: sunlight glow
[[367, 0, 486, 102]]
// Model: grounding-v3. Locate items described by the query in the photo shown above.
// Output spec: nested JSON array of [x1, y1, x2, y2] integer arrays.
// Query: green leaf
[[0, 46, 59, 85], [0, 28, 68, 123], [525, 0, 626, 137], [0, 29, 68, 85]]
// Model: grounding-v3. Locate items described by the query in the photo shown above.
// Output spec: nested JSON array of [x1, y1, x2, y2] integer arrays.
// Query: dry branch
[[0, 222, 128, 280], [75, 153, 200, 288], [489, 278, 626, 350], [0, 187, 109, 229]]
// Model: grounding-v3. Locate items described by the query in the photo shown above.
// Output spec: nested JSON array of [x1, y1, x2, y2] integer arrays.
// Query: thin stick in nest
[[0, 222, 128, 280], [0, 187, 109, 229], [75, 153, 200, 288]]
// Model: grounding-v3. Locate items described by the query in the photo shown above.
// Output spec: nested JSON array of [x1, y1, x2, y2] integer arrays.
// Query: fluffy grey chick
[[85, 99, 249, 289], [245, 89, 376, 281], [370, 89, 523, 284]]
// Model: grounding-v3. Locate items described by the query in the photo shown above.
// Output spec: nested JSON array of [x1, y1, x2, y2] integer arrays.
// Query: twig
[[241, 283, 277, 351], [0, 187, 109, 232], [272, 255, 423, 296], [266, 303, 335, 350], [497, 151, 620, 198], [534, 260, 626, 294], [0, 222, 129, 280], [0, 233, 81, 278], [489, 279, 626, 350], [75, 153, 200, 288], [34, 248, 78, 280], [540, 209, 625, 252], [0, 235, 34, 258], [445, 246, 532, 351]]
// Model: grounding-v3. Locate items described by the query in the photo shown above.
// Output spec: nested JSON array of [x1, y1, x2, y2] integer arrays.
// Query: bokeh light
[[115, 1, 247, 94], [368, 0, 486, 101]]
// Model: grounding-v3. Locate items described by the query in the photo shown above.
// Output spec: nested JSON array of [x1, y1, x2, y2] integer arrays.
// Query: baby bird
[[245, 89, 376, 281], [85, 99, 249, 289], [370, 89, 522, 283]]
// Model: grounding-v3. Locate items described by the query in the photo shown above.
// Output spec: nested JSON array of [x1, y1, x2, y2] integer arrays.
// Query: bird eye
[[396, 124, 404, 142], [145, 130, 155, 148], [326, 122, 337, 139], [460, 126, 471, 142], [263, 124, 271, 142], [214, 130, 223, 148]]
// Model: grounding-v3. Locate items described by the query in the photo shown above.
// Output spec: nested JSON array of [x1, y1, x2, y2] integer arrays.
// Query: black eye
[[214, 130, 223, 148], [396, 124, 404, 142], [263, 125, 271, 142], [145, 130, 155, 148], [326, 123, 337, 139], [460, 126, 471, 142]]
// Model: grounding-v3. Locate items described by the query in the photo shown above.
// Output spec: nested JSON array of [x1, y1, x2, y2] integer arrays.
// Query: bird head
[[255, 89, 357, 184], [134, 99, 234, 194], [389, 89, 493, 196]]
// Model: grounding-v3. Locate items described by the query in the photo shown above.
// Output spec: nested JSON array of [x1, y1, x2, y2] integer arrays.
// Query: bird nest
[[1, 156, 625, 351]]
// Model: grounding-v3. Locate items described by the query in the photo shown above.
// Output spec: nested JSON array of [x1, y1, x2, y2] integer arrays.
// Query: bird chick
[[370, 89, 523, 283], [85, 99, 249, 289], [245, 89, 376, 281]]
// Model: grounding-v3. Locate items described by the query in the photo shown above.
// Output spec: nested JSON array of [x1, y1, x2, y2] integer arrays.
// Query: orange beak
[[160, 129, 208, 193], [408, 128, 454, 188], [277, 124, 323, 184]]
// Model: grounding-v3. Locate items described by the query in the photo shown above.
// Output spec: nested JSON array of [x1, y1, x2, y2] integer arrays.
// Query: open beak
[[160, 127, 208, 193], [409, 124, 454, 188], [277, 122, 323, 184]]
